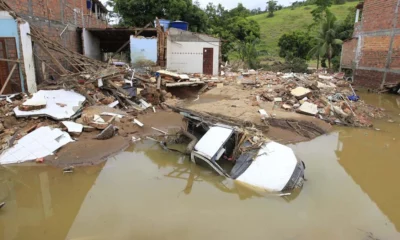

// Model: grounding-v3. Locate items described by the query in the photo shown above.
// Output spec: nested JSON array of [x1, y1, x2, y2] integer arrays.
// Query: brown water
[[1, 93, 400, 240]]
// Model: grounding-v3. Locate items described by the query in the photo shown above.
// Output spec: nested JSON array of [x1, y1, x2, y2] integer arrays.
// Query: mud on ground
[[45, 111, 185, 167], [166, 85, 332, 144]]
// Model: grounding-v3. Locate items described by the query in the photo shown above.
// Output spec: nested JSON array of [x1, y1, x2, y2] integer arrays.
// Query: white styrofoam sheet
[[0, 127, 74, 164], [62, 121, 83, 133], [194, 126, 233, 159], [236, 141, 298, 192], [14, 90, 86, 120]]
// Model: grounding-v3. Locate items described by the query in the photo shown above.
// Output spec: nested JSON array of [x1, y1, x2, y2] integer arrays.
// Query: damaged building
[[166, 28, 221, 75], [0, 0, 108, 94], [0, 0, 221, 96], [341, 0, 400, 89]]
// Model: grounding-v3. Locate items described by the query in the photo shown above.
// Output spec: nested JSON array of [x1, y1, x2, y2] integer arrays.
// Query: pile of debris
[[220, 71, 386, 127], [157, 70, 220, 88]]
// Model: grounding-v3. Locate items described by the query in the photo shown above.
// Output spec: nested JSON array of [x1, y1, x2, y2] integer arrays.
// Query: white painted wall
[[19, 22, 37, 93], [166, 40, 220, 75], [83, 29, 101, 60]]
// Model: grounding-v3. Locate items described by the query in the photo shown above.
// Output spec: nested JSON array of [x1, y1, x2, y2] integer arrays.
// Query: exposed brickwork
[[361, 0, 397, 32], [390, 35, 400, 69], [354, 69, 384, 89], [342, 0, 400, 88], [341, 38, 357, 69], [359, 36, 391, 68], [385, 72, 400, 84], [4, 0, 107, 84]]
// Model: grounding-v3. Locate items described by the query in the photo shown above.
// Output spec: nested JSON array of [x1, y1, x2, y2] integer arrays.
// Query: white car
[[190, 124, 305, 192]]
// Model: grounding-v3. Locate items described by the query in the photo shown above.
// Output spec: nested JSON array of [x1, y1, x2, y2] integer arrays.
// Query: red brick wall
[[5, 0, 107, 29], [359, 36, 391, 68], [361, 0, 397, 32], [354, 69, 384, 89], [341, 38, 357, 69], [390, 35, 400, 69]]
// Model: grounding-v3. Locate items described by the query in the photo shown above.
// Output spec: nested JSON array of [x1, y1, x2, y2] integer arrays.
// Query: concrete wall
[[341, 38, 357, 69], [0, 11, 24, 92], [130, 37, 157, 65], [19, 21, 37, 93], [83, 29, 101, 60], [344, 0, 400, 88], [166, 39, 220, 75]]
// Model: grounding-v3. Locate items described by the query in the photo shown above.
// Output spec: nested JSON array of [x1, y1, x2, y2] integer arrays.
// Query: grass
[[249, 2, 359, 58]]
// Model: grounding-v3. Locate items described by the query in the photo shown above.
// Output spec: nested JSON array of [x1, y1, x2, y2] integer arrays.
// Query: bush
[[272, 57, 309, 73], [332, 55, 341, 71]]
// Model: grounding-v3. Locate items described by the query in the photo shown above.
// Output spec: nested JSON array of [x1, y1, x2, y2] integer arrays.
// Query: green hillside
[[249, 2, 358, 58]]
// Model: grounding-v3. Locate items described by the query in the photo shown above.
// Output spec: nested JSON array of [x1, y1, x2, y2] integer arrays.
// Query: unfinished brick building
[[341, 0, 400, 89], [0, 0, 107, 93]]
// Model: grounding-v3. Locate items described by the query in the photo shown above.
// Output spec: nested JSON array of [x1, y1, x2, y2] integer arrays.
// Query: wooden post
[[0, 63, 17, 95]]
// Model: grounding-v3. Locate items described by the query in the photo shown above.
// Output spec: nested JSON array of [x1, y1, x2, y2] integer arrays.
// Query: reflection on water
[[0, 93, 399, 240]]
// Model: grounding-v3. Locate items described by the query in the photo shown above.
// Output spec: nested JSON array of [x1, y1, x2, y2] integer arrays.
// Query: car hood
[[235, 141, 298, 192]]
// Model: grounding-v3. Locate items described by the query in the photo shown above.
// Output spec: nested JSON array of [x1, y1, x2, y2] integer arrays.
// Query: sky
[[196, 0, 293, 10]]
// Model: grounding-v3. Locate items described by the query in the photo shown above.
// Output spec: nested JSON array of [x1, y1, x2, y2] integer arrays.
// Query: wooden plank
[[0, 58, 22, 63], [0, 63, 17, 95], [33, 39, 69, 74]]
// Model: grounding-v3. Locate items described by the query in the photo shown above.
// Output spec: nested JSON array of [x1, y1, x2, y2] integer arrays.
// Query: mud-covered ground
[[166, 85, 333, 144]]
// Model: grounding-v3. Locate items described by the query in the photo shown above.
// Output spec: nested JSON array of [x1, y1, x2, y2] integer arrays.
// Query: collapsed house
[[0, 0, 108, 94]]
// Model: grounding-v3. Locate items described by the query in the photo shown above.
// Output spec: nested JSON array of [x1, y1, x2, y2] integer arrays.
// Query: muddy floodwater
[[0, 93, 400, 240]]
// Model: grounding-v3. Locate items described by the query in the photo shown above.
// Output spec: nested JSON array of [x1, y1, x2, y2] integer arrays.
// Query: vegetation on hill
[[248, 1, 359, 57]]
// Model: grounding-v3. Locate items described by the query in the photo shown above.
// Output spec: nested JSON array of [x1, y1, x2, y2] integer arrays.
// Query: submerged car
[[189, 124, 305, 192]]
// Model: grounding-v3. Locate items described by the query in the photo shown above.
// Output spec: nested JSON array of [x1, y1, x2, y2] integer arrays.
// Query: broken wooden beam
[[0, 63, 17, 94], [0, 58, 22, 63], [32, 38, 69, 75]]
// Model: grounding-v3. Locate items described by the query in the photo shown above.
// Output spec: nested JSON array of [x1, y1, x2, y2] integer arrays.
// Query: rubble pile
[[218, 71, 386, 127]]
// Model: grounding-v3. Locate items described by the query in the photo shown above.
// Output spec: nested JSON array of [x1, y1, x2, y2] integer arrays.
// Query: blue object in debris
[[170, 21, 189, 31], [348, 95, 360, 102], [155, 72, 161, 78]]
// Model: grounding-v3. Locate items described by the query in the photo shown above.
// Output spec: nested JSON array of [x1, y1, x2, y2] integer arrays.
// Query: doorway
[[202, 48, 213, 75]]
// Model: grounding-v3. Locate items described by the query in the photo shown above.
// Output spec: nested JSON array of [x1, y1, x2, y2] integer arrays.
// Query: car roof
[[194, 126, 234, 160]]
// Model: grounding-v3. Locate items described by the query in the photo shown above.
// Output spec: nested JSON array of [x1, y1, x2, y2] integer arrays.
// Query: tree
[[278, 31, 314, 60], [238, 38, 263, 69], [336, 7, 357, 40], [310, 10, 343, 70], [311, 0, 332, 23], [228, 3, 251, 18], [267, 0, 277, 18], [112, 0, 208, 32], [205, 3, 261, 61]]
